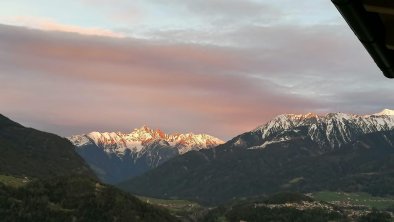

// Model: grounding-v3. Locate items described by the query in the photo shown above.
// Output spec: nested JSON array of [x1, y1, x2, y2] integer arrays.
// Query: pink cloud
[[1, 16, 124, 38], [0, 24, 326, 139]]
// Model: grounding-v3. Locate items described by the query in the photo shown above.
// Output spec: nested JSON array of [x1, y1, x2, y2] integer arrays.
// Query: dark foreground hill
[[0, 176, 179, 222], [0, 114, 94, 179], [0, 114, 178, 221], [119, 127, 394, 205]]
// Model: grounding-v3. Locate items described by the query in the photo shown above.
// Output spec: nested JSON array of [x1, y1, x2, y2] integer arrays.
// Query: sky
[[1, 0, 394, 140]]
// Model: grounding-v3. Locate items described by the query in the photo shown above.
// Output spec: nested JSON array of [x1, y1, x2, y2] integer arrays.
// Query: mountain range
[[68, 126, 223, 184], [233, 109, 394, 151], [118, 109, 394, 205]]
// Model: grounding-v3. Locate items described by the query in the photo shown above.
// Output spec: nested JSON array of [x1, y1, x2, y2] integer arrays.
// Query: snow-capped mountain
[[232, 109, 394, 152], [67, 126, 223, 184], [69, 126, 223, 155], [373, 108, 394, 116]]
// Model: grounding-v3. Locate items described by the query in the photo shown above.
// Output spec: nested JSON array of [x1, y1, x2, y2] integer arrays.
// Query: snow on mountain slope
[[250, 109, 394, 150], [68, 126, 223, 156], [373, 108, 394, 116]]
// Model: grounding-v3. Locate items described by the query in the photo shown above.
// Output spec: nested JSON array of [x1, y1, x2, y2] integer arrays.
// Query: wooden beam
[[380, 14, 394, 50], [363, 0, 394, 15]]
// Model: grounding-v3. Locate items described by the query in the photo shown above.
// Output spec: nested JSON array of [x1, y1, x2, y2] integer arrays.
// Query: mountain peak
[[274, 112, 318, 120], [136, 125, 152, 131], [131, 125, 167, 141], [373, 109, 394, 116]]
